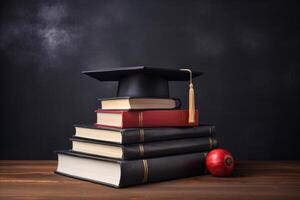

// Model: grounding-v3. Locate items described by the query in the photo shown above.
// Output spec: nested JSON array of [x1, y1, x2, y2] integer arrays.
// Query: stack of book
[[55, 66, 218, 188]]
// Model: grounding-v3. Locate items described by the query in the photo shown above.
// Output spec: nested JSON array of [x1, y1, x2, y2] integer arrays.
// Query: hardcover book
[[70, 136, 218, 160], [55, 150, 207, 188], [99, 97, 181, 110], [95, 109, 199, 128], [74, 124, 215, 144]]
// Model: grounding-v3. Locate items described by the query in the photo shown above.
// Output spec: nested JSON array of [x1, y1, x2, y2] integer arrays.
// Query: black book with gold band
[[74, 124, 215, 144], [70, 136, 218, 160], [55, 150, 208, 188]]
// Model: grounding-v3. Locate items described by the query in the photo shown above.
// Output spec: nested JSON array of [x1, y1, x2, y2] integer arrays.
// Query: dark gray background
[[1, 0, 299, 160]]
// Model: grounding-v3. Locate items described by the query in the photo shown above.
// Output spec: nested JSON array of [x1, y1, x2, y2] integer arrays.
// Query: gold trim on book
[[142, 160, 148, 183], [139, 144, 145, 157], [138, 112, 141, 126], [139, 129, 145, 143], [213, 138, 217, 148], [209, 138, 213, 149], [138, 112, 144, 127]]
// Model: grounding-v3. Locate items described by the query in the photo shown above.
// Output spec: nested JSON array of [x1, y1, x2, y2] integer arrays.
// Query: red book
[[95, 109, 199, 128]]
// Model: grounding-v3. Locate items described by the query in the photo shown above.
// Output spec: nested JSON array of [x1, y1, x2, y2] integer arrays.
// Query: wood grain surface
[[0, 161, 299, 200]]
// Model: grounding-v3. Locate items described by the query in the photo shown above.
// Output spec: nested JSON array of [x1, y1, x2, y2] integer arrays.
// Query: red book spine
[[95, 109, 199, 128]]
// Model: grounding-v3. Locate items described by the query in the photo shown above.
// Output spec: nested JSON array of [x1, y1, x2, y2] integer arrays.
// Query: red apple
[[205, 148, 235, 177]]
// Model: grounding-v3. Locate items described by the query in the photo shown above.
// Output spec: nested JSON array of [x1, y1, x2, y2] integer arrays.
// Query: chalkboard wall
[[1, 0, 299, 160]]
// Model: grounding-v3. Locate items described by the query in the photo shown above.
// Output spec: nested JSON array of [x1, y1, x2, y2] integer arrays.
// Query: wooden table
[[0, 161, 299, 200]]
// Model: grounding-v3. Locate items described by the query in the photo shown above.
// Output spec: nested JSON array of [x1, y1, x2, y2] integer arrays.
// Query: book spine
[[122, 137, 218, 160], [121, 126, 216, 144], [119, 152, 207, 188], [104, 110, 198, 128]]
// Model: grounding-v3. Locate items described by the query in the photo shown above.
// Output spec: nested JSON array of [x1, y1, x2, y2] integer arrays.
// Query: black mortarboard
[[82, 66, 203, 123], [82, 66, 202, 98]]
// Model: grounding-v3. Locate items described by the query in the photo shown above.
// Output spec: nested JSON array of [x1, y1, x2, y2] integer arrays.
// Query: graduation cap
[[82, 66, 203, 123]]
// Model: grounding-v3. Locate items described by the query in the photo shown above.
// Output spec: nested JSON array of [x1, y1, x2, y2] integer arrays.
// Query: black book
[[74, 124, 215, 144], [70, 136, 218, 160], [55, 150, 208, 188]]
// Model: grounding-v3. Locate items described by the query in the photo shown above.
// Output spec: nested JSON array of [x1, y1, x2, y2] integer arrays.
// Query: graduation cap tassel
[[180, 68, 195, 123]]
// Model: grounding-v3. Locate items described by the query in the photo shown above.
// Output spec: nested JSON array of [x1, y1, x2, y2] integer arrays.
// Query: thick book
[[99, 97, 181, 110], [55, 150, 207, 188], [70, 136, 218, 160], [74, 124, 215, 144], [95, 109, 199, 128]]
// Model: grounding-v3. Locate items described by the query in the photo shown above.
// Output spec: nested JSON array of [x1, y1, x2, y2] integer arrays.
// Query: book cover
[[98, 97, 181, 110], [95, 109, 199, 128], [70, 136, 218, 160], [55, 150, 208, 188], [75, 124, 216, 144]]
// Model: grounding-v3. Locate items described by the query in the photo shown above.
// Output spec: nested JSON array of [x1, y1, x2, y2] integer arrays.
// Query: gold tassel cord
[[179, 68, 195, 123]]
